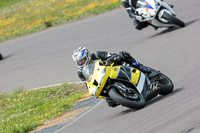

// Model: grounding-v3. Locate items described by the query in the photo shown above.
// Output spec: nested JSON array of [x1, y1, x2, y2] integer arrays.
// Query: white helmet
[[72, 46, 91, 68]]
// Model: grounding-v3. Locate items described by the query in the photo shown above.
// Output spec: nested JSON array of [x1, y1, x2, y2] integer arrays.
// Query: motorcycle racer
[[122, 0, 174, 30], [72, 46, 158, 107], [122, 0, 149, 30]]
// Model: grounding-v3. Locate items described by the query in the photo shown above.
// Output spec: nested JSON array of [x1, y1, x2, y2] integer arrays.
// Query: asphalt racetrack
[[1, 0, 200, 132]]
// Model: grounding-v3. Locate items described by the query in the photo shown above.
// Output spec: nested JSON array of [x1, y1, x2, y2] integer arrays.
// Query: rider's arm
[[119, 51, 142, 68], [122, 0, 137, 19], [119, 51, 151, 73], [91, 51, 111, 60], [77, 69, 86, 81]]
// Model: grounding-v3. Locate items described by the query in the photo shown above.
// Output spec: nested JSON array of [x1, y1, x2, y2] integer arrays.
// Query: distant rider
[[122, 0, 173, 30], [122, 0, 149, 30], [72, 46, 157, 107]]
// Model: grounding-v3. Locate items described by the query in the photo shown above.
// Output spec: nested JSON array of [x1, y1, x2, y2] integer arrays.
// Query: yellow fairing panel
[[106, 66, 120, 79], [87, 61, 141, 97], [87, 61, 107, 97], [87, 83, 98, 96], [130, 68, 141, 85], [106, 66, 141, 85]]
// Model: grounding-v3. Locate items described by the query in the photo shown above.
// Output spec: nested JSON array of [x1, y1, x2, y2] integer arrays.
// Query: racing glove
[[106, 53, 121, 66], [119, 51, 135, 64]]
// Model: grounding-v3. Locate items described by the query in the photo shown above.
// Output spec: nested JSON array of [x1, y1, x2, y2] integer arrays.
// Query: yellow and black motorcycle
[[82, 60, 174, 109]]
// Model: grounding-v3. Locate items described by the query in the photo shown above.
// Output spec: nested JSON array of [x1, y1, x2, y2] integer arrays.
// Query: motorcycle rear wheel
[[162, 12, 185, 27], [108, 88, 145, 109], [158, 73, 174, 95]]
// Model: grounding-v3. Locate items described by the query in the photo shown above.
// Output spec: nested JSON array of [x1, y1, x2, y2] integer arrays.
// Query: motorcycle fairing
[[107, 65, 141, 86], [82, 60, 106, 97], [135, 72, 146, 93], [136, 0, 177, 27], [145, 1, 154, 9], [83, 60, 143, 98]]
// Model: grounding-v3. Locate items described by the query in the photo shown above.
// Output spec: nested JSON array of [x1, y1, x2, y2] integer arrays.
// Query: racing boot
[[151, 25, 158, 30], [137, 63, 160, 79], [118, 51, 159, 78], [106, 97, 119, 108], [168, 3, 174, 8]]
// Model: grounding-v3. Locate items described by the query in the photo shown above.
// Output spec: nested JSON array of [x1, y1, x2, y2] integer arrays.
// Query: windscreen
[[82, 63, 95, 81], [136, 0, 148, 8]]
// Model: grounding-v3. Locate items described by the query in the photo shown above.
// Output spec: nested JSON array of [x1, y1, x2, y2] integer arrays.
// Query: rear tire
[[158, 73, 174, 95], [162, 12, 185, 27], [108, 88, 145, 109]]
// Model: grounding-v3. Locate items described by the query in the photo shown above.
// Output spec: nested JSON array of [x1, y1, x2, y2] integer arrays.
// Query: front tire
[[162, 12, 185, 27], [108, 88, 145, 109], [158, 73, 174, 95]]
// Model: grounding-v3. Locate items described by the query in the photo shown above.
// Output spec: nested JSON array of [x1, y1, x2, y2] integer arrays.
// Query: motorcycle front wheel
[[162, 12, 185, 27], [158, 73, 174, 95], [108, 88, 145, 109]]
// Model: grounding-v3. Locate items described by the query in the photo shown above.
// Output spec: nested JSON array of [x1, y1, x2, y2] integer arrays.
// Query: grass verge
[[0, 0, 122, 42], [0, 83, 88, 133]]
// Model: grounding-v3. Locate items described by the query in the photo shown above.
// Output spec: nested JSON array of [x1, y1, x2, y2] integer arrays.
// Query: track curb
[[28, 81, 84, 91]]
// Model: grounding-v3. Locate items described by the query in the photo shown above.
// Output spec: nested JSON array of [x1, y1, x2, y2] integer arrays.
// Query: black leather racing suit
[[77, 51, 154, 107], [77, 51, 152, 81], [122, 0, 149, 30]]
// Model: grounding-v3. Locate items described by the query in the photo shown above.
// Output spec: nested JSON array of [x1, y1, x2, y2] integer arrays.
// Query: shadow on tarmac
[[0, 55, 12, 61], [149, 19, 199, 38], [120, 87, 184, 114]]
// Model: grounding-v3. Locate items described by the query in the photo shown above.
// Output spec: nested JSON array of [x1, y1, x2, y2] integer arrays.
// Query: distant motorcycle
[[82, 60, 174, 109], [135, 0, 185, 29]]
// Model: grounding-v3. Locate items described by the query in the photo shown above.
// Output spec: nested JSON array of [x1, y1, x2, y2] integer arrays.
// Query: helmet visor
[[77, 57, 87, 66]]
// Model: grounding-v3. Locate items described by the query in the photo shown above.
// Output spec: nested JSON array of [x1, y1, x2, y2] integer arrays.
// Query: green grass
[[0, 0, 122, 42], [0, 0, 28, 9], [0, 0, 122, 131], [0, 83, 88, 133]]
